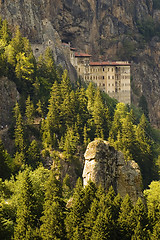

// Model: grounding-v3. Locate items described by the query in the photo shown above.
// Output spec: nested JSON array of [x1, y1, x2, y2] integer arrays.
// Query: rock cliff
[[83, 139, 143, 203], [0, 77, 19, 128], [0, 0, 160, 126]]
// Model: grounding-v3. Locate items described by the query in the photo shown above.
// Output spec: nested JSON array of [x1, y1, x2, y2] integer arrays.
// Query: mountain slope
[[0, 0, 160, 126]]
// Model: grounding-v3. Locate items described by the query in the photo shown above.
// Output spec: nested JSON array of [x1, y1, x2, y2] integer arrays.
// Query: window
[[103, 83, 105, 86], [108, 83, 110, 86], [103, 76, 104, 79], [103, 68, 104, 71], [112, 76, 114, 79], [112, 68, 113, 72], [108, 76, 110, 79]]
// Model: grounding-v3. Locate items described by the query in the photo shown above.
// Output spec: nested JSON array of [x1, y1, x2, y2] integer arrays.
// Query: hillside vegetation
[[0, 19, 160, 239]]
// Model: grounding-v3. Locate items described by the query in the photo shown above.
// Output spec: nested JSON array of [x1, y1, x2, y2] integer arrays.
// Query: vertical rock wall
[[83, 139, 143, 203]]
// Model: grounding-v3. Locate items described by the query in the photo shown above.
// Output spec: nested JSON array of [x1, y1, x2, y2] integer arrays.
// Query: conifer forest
[[0, 19, 160, 239]]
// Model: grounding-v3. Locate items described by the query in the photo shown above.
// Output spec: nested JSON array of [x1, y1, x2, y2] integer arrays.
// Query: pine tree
[[144, 181, 160, 228], [63, 126, 79, 161], [109, 102, 128, 144], [60, 69, 71, 100], [45, 81, 61, 146], [0, 139, 12, 180], [84, 198, 99, 240], [27, 140, 40, 168], [118, 194, 133, 240], [25, 96, 35, 125], [43, 47, 57, 82], [83, 124, 90, 148], [0, 19, 11, 45], [62, 174, 72, 200], [14, 102, 25, 154], [40, 170, 66, 240], [61, 90, 77, 128], [86, 82, 95, 113], [135, 114, 153, 187], [65, 178, 85, 240], [91, 207, 115, 240], [36, 100, 44, 118], [14, 169, 36, 240], [10, 26, 24, 55], [121, 114, 136, 160], [130, 197, 149, 240], [92, 89, 105, 138], [151, 221, 160, 240]]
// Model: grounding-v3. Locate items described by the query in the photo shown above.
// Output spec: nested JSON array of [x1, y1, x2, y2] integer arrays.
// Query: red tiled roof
[[70, 47, 77, 51], [75, 52, 92, 57], [89, 61, 131, 66]]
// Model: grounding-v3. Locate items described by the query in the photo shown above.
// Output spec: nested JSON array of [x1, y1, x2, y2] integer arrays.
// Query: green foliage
[[0, 139, 13, 180], [153, 0, 160, 9], [14, 102, 25, 154], [26, 140, 41, 168], [144, 181, 160, 226], [25, 96, 35, 125], [14, 169, 36, 240], [40, 170, 66, 240], [139, 95, 149, 120], [137, 16, 160, 41], [118, 38, 137, 60], [0, 18, 160, 240]]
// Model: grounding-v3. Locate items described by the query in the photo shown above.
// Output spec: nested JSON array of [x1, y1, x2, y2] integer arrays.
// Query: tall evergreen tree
[[63, 126, 79, 161], [14, 102, 25, 154], [25, 96, 35, 125], [86, 82, 95, 114], [92, 89, 105, 138], [109, 102, 128, 144], [91, 207, 115, 240], [14, 169, 36, 240], [40, 170, 66, 240], [26, 140, 40, 168], [118, 194, 133, 240], [84, 198, 99, 240], [65, 178, 85, 240], [0, 139, 12, 180], [0, 19, 11, 45], [135, 114, 153, 186]]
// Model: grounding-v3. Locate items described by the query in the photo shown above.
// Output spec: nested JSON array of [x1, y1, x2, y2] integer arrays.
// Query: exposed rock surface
[[83, 139, 143, 203], [0, 0, 160, 126], [0, 77, 19, 127]]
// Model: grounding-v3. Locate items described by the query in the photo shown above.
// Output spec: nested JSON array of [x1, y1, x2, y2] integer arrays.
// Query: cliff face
[[83, 139, 143, 203], [0, 0, 160, 126], [0, 77, 19, 128]]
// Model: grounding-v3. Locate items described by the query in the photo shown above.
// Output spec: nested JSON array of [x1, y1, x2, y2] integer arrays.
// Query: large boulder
[[83, 139, 143, 203]]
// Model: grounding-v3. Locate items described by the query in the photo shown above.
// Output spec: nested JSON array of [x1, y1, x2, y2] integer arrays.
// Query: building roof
[[75, 52, 92, 57], [70, 47, 77, 51], [89, 61, 131, 66]]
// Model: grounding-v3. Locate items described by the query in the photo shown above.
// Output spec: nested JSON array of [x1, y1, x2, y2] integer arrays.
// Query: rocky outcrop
[[0, 0, 160, 126], [83, 139, 143, 203], [0, 77, 19, 128]]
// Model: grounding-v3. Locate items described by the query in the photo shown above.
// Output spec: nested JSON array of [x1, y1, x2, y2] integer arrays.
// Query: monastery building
[[65, 44, 131, 104]]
